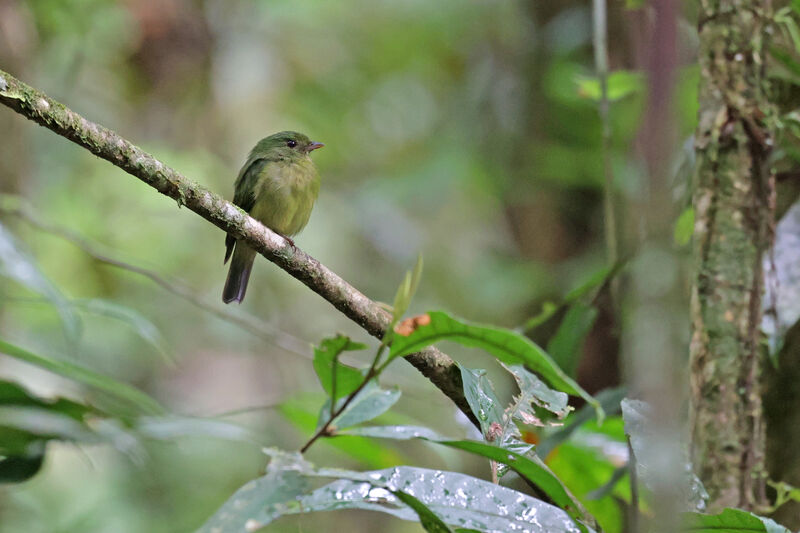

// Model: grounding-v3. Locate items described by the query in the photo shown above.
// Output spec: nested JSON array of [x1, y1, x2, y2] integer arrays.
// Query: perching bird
[[222, 131, 323, 304]]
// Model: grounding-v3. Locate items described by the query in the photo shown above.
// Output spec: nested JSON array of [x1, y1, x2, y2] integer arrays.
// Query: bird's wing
[[224, 157, 269, 263]]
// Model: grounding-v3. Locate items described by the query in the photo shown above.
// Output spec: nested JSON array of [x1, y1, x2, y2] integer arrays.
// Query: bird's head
[[252, 131, 324, 160]]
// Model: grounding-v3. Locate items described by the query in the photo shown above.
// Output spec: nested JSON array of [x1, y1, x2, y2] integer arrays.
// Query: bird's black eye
[[287, 140, 297, 148]]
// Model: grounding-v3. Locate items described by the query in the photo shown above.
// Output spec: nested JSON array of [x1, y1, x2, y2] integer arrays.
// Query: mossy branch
[[0, 68, 477, 427]]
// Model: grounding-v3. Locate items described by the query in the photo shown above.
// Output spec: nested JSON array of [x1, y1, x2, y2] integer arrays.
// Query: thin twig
[[301, 341, 389, 453], [593, 0, 620, 305], [0, 194, 312, 359], [0, 68, 478, 427], [627, 435, 640, 533]]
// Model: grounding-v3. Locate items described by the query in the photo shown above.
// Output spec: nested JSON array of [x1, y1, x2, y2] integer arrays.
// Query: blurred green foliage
[[2, 0, 773, 531]]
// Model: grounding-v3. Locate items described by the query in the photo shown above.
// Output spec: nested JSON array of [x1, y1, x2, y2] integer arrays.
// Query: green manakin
[[222, 131, 323, 304]]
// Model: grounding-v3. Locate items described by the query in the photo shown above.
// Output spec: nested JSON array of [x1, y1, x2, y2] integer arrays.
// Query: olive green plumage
[[223, 131, 323, 304]]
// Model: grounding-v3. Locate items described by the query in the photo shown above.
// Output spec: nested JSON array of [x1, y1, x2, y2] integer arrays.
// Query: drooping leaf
[[0, 337, 164, 416], [389, 311, 602, 421], [340, 425, 592, 526], [0, 222, 81, 342], [312, 334, 367, 401], [199, 448, 591, 533], [546, 304, 598, 379], [682, 508, 790, 533], [459, 366, 504, 437]]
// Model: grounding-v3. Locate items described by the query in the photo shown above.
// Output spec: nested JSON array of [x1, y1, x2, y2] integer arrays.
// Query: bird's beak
[[307, 142, 324, 152]]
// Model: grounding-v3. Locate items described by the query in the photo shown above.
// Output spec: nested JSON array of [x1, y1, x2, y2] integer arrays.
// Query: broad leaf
[[682, 508, 790, 533], [504, 364, 570, 420], [199, 448, 590, 533], [312, 335, 366, 401], [341, 425, 592, 526], [389, 311, 602, 421], [326, 381, 401, 430]]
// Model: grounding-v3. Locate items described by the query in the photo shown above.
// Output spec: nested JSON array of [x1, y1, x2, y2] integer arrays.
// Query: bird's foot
[[281, 234, 296, 250]]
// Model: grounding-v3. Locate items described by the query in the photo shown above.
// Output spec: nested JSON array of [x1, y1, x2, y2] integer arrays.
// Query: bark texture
[[0, 68, 478, 428], [690, 0, 774, 511]]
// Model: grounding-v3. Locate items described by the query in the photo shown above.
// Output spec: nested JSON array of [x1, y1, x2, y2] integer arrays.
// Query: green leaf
[[393, 490, 456, 533], [576, 71, 644, 102], [390, 254, 424, 327], [459, 366, 504, 437], [674, 207, 695, 246], [341, 425, 593, 526], [279, 397, 403, 469], [390, 311, 602, 421], [199, 448, 591, 533], [0, 337, 164, 416], [327, 381, 401, 430], [682, 508, 790, 533], [625, 0, 645, 8], [537, 387, 626, 459], [546, 303, 598, 378], [312, 335, 367, 401], [0, 222, 81, 342], [504, 364, 570, 421]]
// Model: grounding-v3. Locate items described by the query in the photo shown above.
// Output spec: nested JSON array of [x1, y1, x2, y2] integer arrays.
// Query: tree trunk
[[689, 0, 774, 511]]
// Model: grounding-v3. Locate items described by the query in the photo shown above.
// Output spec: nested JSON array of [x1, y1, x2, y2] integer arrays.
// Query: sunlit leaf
[[546, 303, 598, 379], [0, 222, 81, 342], [312, 334, 367, 402], [0, 337, 164, 416], [389, 311, 602, 421], [682, 508, 790, 533], [674, 207, 695, 247], [576, 71, 644, 102]]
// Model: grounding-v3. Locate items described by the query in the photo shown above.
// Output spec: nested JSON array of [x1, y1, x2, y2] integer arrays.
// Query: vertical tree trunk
[[690, 0, 774, 511]]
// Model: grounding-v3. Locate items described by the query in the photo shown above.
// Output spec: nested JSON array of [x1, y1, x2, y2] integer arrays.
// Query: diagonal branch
[[0, 68, 477, 427]]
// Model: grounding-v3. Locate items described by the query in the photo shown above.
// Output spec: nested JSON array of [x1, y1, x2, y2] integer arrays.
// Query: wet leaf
[[340, 425, 592, 526], [459, 366, 504, 437], [199, 448, 591, 533], [389, 311, 602, 421]]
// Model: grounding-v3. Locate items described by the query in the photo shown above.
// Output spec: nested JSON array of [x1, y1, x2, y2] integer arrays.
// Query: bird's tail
[[222, 242, 256, 304]]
